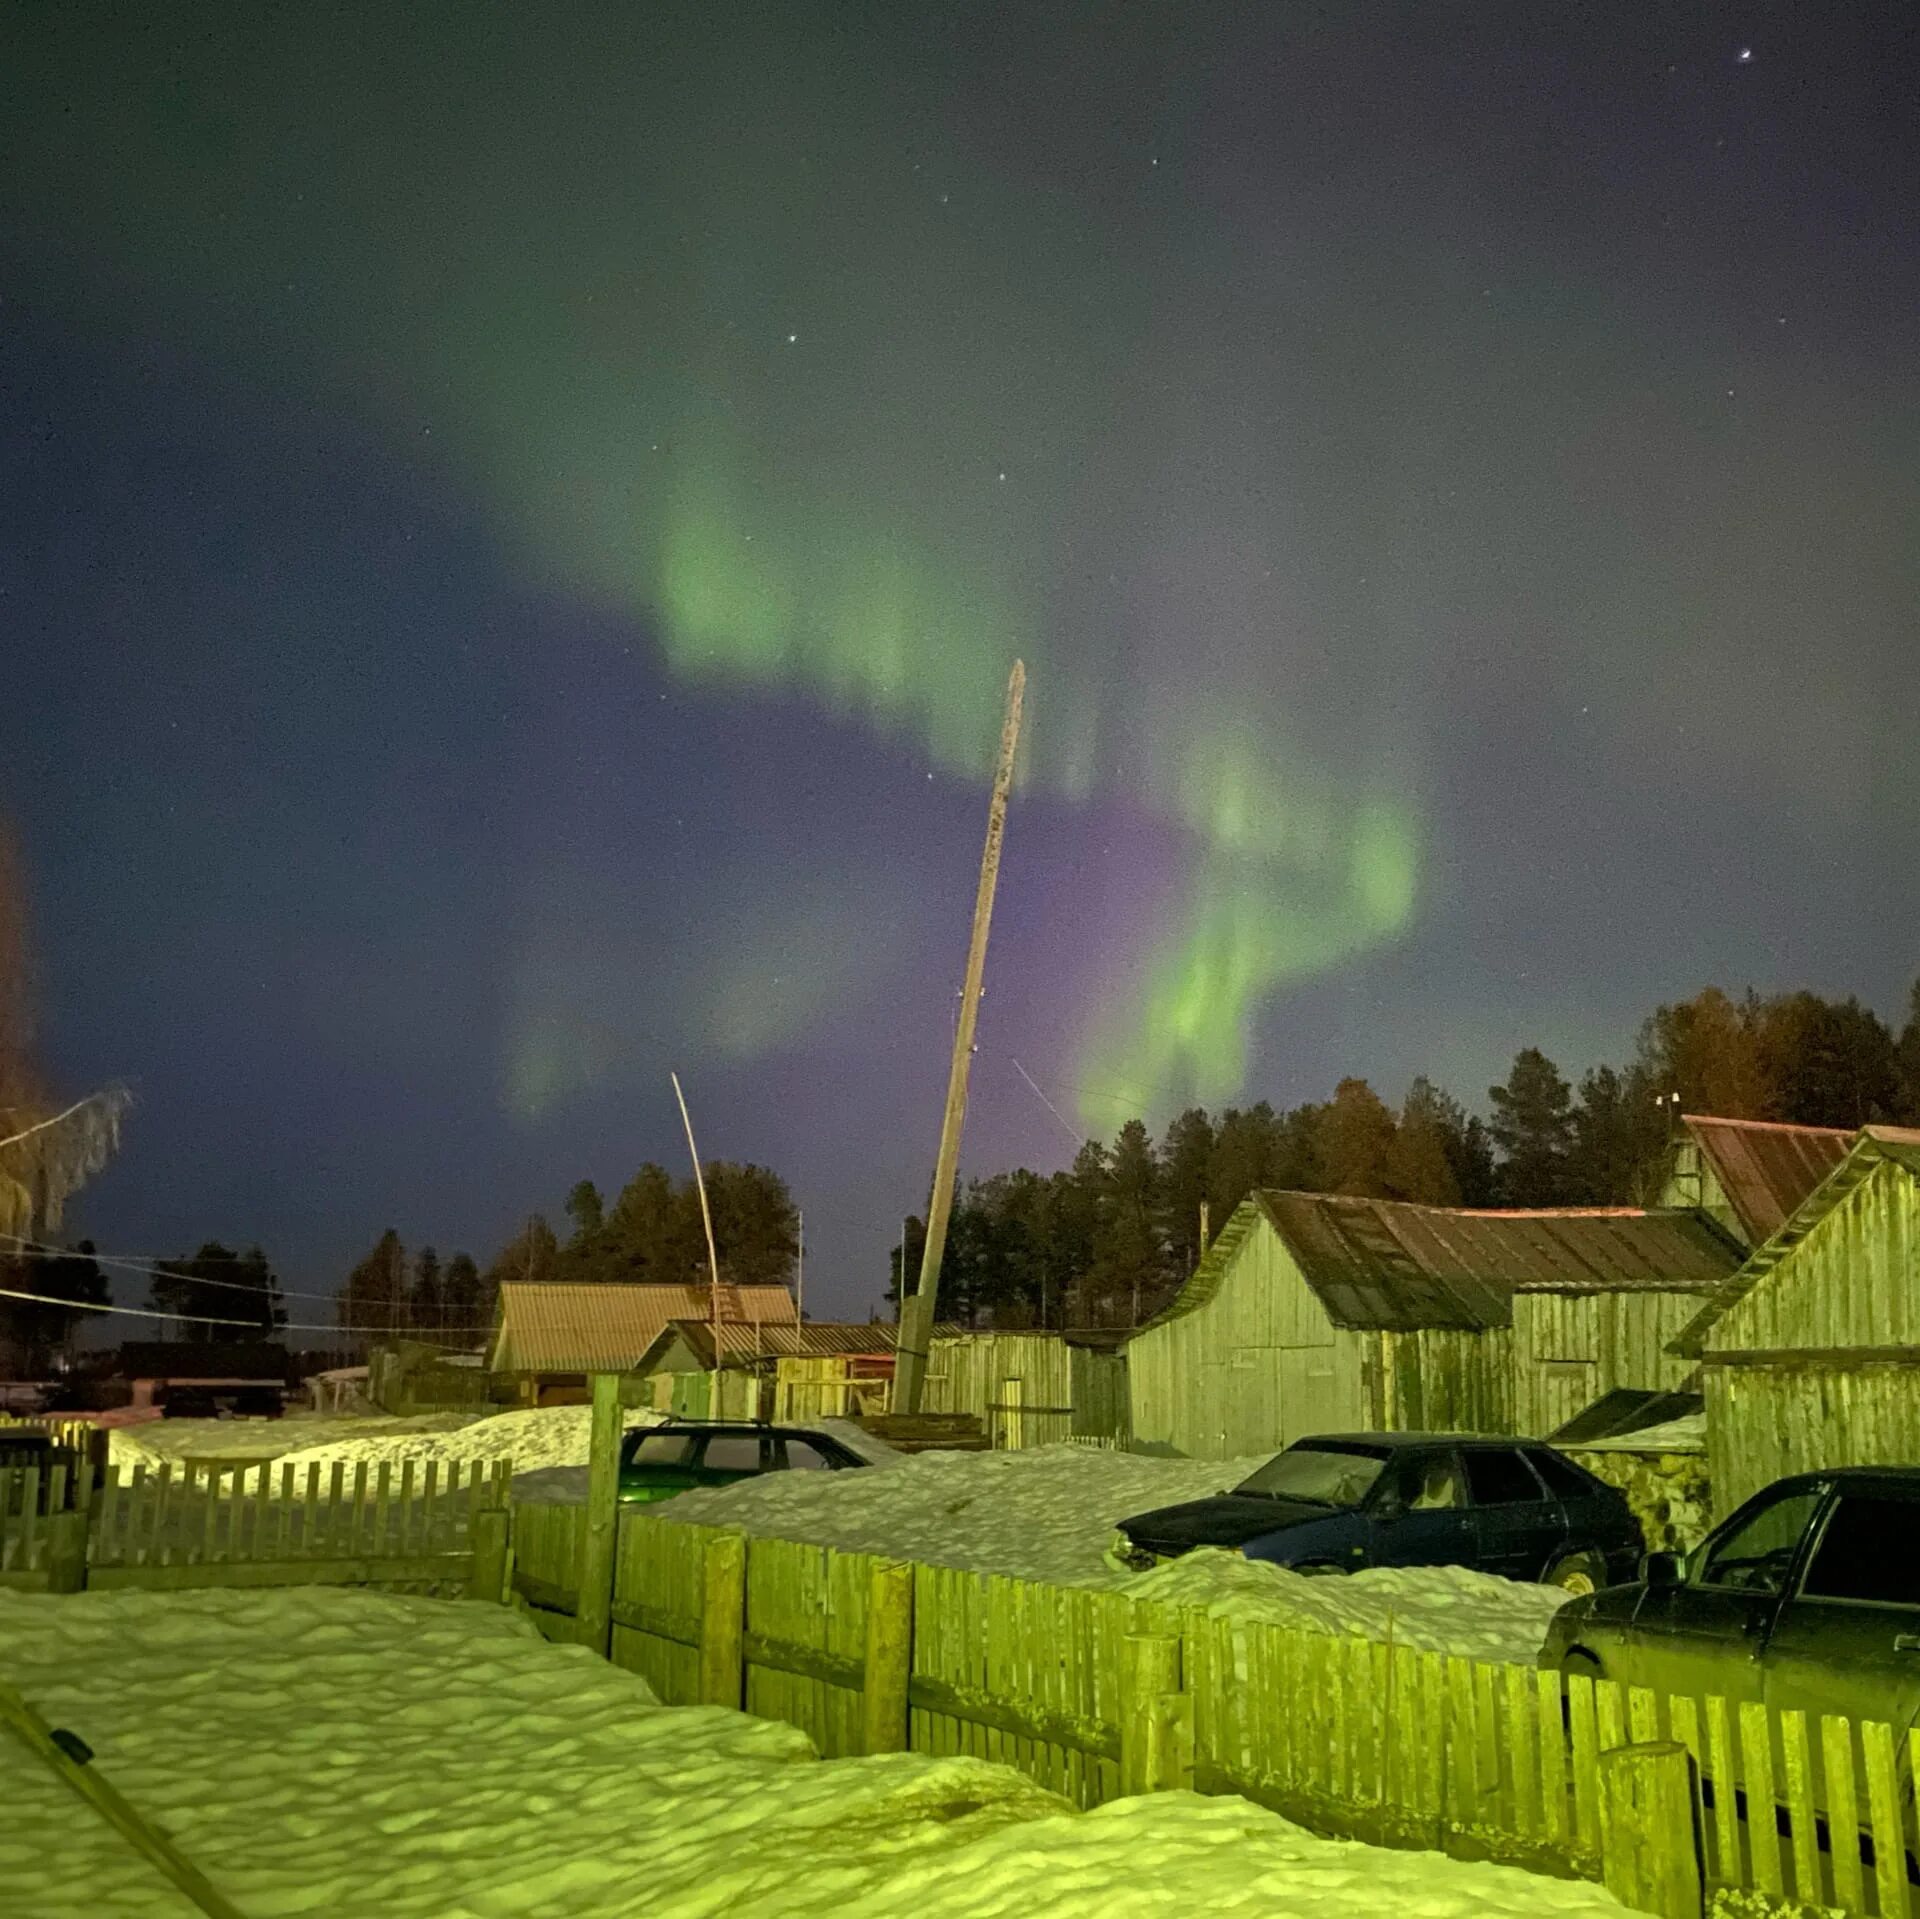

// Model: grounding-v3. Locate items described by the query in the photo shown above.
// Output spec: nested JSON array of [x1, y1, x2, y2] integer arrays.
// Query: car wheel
[[1546, 1551, 1604, 1597]]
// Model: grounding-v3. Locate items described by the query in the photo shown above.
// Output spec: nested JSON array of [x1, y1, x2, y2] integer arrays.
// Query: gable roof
[[488, 1281, 796, 1374], [1679, 1114, 1855, 1245], [1141, 1191, 1741, 1338], [1671, 1125, 1920, 1357], [638, 1317, 951, 1370]]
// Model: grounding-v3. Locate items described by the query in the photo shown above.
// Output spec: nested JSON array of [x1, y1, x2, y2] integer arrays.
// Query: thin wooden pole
[[893, 659, 1024, 1415], [0, 1684, 249, 1919], [576, 1372, 622, 1656], [796, 1210, 804, 1323], [670, 1071, 725, 1419]]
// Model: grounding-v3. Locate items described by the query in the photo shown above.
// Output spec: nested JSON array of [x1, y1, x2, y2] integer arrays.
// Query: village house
[[1670, 1124, 1920, 1511], [921, 1329, 1131, 1449], [1127, 1191, 1739, 1460], [631, 1317, 921, 1420], [485, 1280, 797, 1406]]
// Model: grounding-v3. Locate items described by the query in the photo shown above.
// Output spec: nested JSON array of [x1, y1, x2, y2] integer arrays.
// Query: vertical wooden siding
[[924, 1335, 1074, 1446], [1715, 1161, 1920, 1353], [1373, 1328, 1513, 1435], [1512, 1293, 1701, 1436], [1127, 1220, 1369, 1458], [1706, 1362, 1920, 1512]]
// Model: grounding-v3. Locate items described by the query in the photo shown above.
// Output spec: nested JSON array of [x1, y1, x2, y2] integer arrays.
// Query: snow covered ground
[[0, 1585, 1628, 1919], [1122, 1546, 1569, 1665], [654, 1442, 1269, 1587], [108, 1410, 481, 1471]]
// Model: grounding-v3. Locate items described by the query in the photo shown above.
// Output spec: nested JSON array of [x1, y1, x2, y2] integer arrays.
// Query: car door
[[773, 1434, 856, 1472], [691, 1431, 770, 1487], [1364, 1448, 1481, 1570], [620, 1431, 703, 1502], [1616, 1480, 1826, 1707], [1463, 1446, 1568, 1579], [1762, 1482, 1920, 1736]]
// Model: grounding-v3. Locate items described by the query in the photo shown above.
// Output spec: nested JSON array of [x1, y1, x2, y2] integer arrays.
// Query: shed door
[[1534, 1360, 1597, 1438]]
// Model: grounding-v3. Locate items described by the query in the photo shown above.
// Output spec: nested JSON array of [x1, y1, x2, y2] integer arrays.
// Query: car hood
[[1120, 1494, 1342, 1550]]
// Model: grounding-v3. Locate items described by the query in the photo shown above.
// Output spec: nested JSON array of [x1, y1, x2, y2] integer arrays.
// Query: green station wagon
[[618, 1421, 868, 1503]]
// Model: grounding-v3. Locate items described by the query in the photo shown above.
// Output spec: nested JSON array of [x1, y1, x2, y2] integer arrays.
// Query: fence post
[[575, 1372, 623, 1656], [699, 1530, 748, 1710], [45, 1509, 87, 1594], [467, 1499, 511, 1604], [862, 1560, 914, 1754], [1599, 1740, 1702, 1919], [1120, 1631, 1192, 1797]]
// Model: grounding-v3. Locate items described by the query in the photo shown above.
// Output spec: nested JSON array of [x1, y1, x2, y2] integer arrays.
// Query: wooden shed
[[632, 1318, 916, 1421], [1506, 1208, 1741, 1436], [1126, 1192, 1513, 1459], [921, 1331, 1131, 1450], [1654, 1113, 1852, 1250], [1671, 1125, 1920, 1511], [486, 1280, 796, 1406]]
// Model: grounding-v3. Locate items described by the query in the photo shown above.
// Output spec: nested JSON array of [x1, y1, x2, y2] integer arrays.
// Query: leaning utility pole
[[891, 660, 1025, 1414]]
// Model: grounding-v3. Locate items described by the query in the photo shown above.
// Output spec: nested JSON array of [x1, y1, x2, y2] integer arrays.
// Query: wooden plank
[[325, 1462, 346, 1559], [1740, 1700, 1784, 1896], [300, 1464, 319, 1557], [1862, 1719, 1905, 1919], [97, 1462, 122, 1567], [1506, 1661, 1540, 1838], [19, 1467, 42, 1569], [577, 1376, 622, 1657], [249, 1460, 272, 1561], [90, 1553, 472, 1592], [699, 1531, 747, 1709], [1824, 1714, 1865, 1916], [1775, 1710, 1819, 1903], [1599, 1741, 1703, 1919], [371, 1462, 393, 1556], [395, 1460, 416, 1556], [1705, 1695, 1739, 1888], [1535, 1668, 1567, 1846], [417, 1459, 438, 1554], [1568, 1670, 1601, 1855], [863, 1559, 912, 1755]]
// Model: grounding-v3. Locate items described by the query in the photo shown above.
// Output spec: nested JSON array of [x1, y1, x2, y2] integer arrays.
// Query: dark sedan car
[[1542, 1466, 1920, 1732], [618, 1421, 869, 1503], [1113, 1432, 1641, 1591]]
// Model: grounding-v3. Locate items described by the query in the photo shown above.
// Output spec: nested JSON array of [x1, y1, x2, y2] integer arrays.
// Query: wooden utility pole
[[892, 660, 1025, 1414], [671, 1071, 725, 1419]]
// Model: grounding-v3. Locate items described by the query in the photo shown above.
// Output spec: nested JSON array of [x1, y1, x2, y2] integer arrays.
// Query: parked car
[[1111, 1432, 1641, 1591], [618, 1421, 869, 1503], [1542, 1466, 1920, 1727]]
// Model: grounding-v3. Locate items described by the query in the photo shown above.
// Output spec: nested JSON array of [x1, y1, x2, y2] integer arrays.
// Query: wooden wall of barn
[[1367, 1327, 1514, 1436], [1126, 1219, 1370, 1458], [1511, 1292, 1703, 1436], [924, 1334, 1070, 1445], [1705, 1360, 1920, 1511], [1712, 1160, 1920, 1352]]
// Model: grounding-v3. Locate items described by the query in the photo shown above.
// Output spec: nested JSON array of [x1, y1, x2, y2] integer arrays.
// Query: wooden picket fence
[[0, 1457, 512, 1596], [507, 1492, 1920, 1919]]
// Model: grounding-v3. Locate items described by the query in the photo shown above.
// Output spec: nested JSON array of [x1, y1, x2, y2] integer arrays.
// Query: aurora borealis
[[3, 4, 1915, 1311]]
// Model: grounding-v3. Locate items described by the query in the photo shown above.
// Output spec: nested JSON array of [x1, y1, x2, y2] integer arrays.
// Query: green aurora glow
[[7, 7, 1425, 1128]]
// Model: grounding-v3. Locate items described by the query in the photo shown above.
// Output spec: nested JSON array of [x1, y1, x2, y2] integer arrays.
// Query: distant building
[[1671, 1125, 1920, 1510], [485, 1280, 797, 1406], [1655, 1113, 1853, 1250], [633, 1317, 920, 1421]]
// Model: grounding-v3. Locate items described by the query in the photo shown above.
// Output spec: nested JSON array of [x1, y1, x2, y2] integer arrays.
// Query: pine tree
[[1310, 1078, 1399, 1197], [1384, 1079, 1464, 1205], [339, 1229, 409, 1339], [410, 1246, 444, 1332], [1899, 978, 1920, 1124], [1488, 1049, 1575, 1205], [1568, 1064, 1667, 1203], [1157, 1107, 1216, 1272]]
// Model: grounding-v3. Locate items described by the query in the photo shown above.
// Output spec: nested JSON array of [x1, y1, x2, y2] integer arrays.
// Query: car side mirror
[[1642, 1551, 1685, 1589]]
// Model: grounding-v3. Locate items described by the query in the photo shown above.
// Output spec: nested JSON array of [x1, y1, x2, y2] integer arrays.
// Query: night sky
[[3, 3, 1915, 1324]]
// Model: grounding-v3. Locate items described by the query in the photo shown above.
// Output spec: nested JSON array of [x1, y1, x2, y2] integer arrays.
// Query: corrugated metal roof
[[648, 1318, 949, 1367], [1138, 1191, 1740, 1340], [488, 1281, 797, 1374], [1672, 1125, 1920, 1356], [1682, 1114, 1855, 1245]]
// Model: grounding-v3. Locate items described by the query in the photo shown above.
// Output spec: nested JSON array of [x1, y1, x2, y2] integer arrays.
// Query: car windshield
[[1233, 1447, 1386, 1508]]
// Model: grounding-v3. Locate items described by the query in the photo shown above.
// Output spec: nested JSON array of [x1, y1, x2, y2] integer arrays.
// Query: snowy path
[[0, 1586, 1629, 1919]]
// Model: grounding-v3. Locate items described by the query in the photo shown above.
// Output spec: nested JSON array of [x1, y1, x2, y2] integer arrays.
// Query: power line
[[0, 1235, 340, 1304], [1011, 1058, 1086, 1147], [0, 1285, 258, 1329]]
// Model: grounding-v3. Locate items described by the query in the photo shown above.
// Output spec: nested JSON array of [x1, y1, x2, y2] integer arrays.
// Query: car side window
[[1799, 1495, 1920, 1607], [627, 1434, 696, 1468], [1696, 1487, 1823, 1594], [781, 1439, 835, 1471], [1391, 1452, 1465, 1512], [1463, 1448, 1547, 1506], [1525, 1449, 1598, 1502], [699, 1434, 762, 1472]]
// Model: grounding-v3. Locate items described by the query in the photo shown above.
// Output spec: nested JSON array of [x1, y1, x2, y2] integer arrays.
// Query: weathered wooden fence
[[508, 1488, 1920, 1919], [0, 1458, 512, 1597]]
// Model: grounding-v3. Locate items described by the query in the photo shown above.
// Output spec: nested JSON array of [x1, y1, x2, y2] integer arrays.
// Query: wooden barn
[[1507, 1208, 1741, 1436], [486, 1280, 796, 1406], [921, 1331, 1131, 1450], [1126, 1191, 1738, 1460], [1671, 1125, 1920, 1511], [633, 1318, 918, 1420], [1655, 1112, 1853, 1250]]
